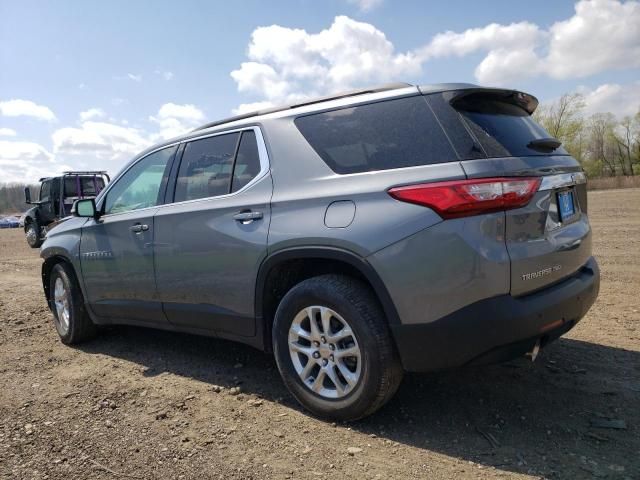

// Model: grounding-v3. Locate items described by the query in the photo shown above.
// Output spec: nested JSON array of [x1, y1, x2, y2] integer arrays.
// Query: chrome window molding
[[154, 126, 271, 210], [538, 172, 586, 191], [97, 126, 271, 220]]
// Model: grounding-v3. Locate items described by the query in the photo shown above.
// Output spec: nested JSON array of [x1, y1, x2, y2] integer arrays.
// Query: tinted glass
[[425, 93, 485, 160], [175, 133, 239, 202], [64, 176, 106, 197], [104, 146, 175, 214], [455, 97, 568, 157], [294, 96, 457, 174], [231, 130, 261, 192], [39, 181, 51, 201]]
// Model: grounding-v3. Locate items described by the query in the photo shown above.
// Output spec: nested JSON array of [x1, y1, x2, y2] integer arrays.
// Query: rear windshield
[[294, 96, 458, 174], [64, 176, 106, 197], [453, 95, 568, 157]]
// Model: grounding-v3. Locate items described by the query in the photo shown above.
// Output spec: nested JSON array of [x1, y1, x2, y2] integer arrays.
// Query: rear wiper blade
[[527, 137, 562, 152]]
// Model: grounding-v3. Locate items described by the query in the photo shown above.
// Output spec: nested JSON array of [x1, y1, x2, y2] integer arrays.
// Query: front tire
[[25, 221, 43, 248], [49, 263, 97, 344], [273, 274, 403, 421]]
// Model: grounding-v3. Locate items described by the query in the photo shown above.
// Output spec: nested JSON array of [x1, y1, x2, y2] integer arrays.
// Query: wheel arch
[[255, 247, 401, 352]]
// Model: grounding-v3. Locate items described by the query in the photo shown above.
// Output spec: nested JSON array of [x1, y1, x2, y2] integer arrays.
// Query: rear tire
[[273, 274, 403, 421], [49, 263, 97, 344], [25, 221, 43, 248]]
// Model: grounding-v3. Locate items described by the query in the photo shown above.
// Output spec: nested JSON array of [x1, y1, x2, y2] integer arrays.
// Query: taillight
[[388, 177, 541, 219]]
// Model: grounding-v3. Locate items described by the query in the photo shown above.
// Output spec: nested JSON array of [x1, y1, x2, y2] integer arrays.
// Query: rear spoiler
[[418, 85, 539, 115]]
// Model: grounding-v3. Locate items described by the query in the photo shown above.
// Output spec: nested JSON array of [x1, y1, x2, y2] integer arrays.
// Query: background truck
[[23, 171, 109, 248]]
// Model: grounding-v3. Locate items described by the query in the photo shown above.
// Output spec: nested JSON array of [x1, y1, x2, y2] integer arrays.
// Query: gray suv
[[40, 83, 599, 421]]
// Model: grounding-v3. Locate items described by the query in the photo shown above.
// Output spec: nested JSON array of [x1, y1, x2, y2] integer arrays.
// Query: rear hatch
[[425, 88, 592, 296]]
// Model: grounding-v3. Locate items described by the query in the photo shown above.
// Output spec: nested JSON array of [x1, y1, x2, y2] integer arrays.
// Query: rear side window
[[453, 94, 568, 157], [175, 133, 240, 202], [64, 176, 106, 197], [231, 130, 261, 193], [294, 96, 458, 174]]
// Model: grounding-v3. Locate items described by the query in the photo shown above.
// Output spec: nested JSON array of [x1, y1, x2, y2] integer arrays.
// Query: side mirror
[[24, 187, 32, 204], [73, 198, 98, 218]]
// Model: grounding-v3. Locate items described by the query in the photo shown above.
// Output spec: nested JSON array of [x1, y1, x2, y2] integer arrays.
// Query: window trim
[[164, 126, 270, 208], [96, 142, 179, 219]]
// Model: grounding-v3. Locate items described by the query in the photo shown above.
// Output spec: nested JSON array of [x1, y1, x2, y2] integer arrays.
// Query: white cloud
[[231, 1, 640, 106], [418, 0, 640, 85], [578, 81, 640, 118], [347, 0, 383, 12], [2, 102, 207, 182], [127, 73, 143, 82], [545, 0, 640, 79], [230, 15, 419, 106], [0, 128, 17, 137], [52, 121, 151, 176], [149, 103, 206, 140], [155, 70, 174, 81], [0, 99, 56, 121], [0, 140, 66, 184], [232, 101, 275, 115], [79, 108, 106, 121]]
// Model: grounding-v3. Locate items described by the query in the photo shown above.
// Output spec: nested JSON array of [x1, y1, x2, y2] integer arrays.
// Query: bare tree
[[587, 113, 619, 176], [534, 93, 586, 162], [613, 112, 640, 176]]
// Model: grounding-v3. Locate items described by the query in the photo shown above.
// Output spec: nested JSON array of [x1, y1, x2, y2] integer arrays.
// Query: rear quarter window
[[294, 96, 458, 174]]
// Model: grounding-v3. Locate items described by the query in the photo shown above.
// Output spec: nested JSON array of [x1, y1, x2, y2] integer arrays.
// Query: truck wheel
[[273, 274, 403, 421], [49, 263, 97, 344], [25, 221, 43, 248]]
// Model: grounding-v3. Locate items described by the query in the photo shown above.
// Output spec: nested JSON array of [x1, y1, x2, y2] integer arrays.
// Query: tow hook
[[526, 339, 541, 362]]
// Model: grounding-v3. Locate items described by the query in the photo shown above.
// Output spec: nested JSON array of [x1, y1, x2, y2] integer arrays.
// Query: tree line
[[0, 184, 38, 215], [534, 93, 639, 177]]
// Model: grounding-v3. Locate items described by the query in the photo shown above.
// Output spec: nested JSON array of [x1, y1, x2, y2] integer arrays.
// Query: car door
[[153, 127, 272, 337], [79, 145, 176, 323], [38, 179, 56, 224]]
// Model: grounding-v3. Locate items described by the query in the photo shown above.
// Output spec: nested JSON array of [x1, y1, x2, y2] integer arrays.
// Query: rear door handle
[[233, 211, 263, 223], [130, 223, 149, 233]]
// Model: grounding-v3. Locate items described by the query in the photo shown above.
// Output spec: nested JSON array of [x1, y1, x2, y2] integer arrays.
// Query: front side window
[[104, 146, 175, 214], [294, 96, 458, 174], [39, 180, 51, 202]]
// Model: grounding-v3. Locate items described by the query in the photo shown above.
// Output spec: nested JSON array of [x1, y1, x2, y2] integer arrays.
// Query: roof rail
[[193, 82, 412, 132], [62, 171, 108, 175]]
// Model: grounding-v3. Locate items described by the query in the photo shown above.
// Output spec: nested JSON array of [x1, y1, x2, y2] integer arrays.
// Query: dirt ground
[[0, 189, 638, 480]]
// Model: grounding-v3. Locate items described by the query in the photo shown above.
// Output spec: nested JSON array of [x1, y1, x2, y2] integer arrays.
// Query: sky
[[1, 0, 639, 183]]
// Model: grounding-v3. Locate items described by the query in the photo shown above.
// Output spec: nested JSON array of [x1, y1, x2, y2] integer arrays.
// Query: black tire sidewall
[[273, 277, 388, 420]]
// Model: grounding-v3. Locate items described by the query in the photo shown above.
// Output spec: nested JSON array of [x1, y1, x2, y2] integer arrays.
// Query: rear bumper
[[390, 256, 600, 372]]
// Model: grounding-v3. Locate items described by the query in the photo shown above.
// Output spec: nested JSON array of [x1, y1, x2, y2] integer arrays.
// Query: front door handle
[[233, 211, 263, 224], [130, 223, 149, 233]]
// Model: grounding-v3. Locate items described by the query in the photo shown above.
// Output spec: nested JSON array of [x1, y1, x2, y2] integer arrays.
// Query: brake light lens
[[388, 177, 541, 219]]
